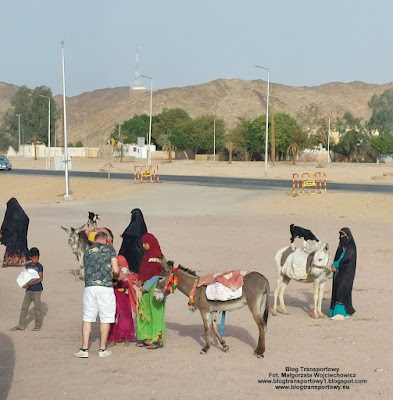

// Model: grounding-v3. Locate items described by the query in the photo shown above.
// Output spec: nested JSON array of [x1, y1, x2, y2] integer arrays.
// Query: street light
[[327, 117, 331, 164], [16, 113, 21, 155], [255, 65, 270, 173], [61, 41, 70, 198], [39, 94, 51, 169], [140, 74, 153, 165], [82, 112, 87, 157]]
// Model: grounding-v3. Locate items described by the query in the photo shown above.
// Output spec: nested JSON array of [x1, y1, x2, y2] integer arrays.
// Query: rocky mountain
[[1, 78, 393, 146]]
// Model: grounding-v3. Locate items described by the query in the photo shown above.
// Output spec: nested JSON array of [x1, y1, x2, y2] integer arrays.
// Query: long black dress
[[1, 198, 29, 267], [118, 208, 147, 273], [330, 227, 357, 317]]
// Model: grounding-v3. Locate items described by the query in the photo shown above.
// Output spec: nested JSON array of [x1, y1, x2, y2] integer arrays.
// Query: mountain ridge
[[1, 78, 392, 145]]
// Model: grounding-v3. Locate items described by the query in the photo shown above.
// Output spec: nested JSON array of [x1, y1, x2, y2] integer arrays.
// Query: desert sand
[[0, 157, 392, 400]]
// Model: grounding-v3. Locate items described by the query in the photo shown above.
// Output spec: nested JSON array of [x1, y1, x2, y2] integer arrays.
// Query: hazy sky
[[1, 0, 392, 96]]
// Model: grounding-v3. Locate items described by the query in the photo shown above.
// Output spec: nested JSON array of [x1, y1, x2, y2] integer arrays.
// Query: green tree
[[153, 108, 191, 142], [226, 116, 251, 161], [296, 103, 329, 148], [1, 85, 60, 150], [370, 133, 393, 154], [113, 114, 152, 144], [333, 130, 369, 161], [336, 112, 364, 134], [368, 90, 393, 134], [157, 131, 177, 163], [247, 115, 267, 159], [168, 127, 190, 153], [189, 115, 225, 154]]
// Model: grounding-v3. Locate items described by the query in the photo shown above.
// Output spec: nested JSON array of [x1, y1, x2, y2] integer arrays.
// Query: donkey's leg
[[200, 311, 212, 355], [248, 293, 267, 358], [211, 313, 229, 352], [278, 276, 291, 315], [312, 279, 320, 318], [78, 254, 84, 279], [273, 274, 285, 315], [317, 281, 328, 318]]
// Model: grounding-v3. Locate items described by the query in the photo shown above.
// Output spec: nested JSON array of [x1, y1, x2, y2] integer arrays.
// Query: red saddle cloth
[[197, 270, 250, 291]]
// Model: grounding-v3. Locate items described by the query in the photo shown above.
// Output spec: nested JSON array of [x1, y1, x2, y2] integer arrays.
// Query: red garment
[[118, 255, 139, 314], [108, 281, 136, 342], [137, 233, 163, 282]]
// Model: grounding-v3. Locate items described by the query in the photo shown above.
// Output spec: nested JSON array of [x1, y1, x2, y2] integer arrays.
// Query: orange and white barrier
[[292, 172, 327, 197], [134, 165, 159, 183]]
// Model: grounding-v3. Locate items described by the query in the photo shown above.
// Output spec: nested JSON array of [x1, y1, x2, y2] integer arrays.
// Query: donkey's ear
[[61, 226, 70, 233], [77, 224, 86, 231]]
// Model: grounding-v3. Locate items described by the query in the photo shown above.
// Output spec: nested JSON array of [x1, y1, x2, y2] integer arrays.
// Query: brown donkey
[[154, 263, 270, 358]]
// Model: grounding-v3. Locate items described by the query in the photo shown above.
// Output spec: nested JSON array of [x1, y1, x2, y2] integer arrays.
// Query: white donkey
[[273, 242, 333, 318]]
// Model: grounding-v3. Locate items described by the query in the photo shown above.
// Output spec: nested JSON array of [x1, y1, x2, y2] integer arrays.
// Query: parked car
[[0, 155, 12, 171]]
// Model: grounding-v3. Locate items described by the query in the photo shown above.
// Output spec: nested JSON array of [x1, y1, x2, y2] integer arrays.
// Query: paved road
[[7, 168, 393, 194]]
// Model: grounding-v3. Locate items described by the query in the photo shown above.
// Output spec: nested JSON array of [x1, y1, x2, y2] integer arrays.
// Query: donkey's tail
[[261, 281, 270, 327]]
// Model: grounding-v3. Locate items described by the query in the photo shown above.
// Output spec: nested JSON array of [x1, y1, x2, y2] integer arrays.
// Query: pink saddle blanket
[[197, 270, 250, 291]]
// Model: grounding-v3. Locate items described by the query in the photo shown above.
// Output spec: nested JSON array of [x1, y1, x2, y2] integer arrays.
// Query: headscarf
[[137, 233, 163, 282], [118, 208, 147, 273], [1, 198, 29, 250], [334, 227, 356, 262], [122, 209, 147, 238]]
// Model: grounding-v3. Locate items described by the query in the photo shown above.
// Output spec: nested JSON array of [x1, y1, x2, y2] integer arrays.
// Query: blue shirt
[[26, 262, 43, 292]]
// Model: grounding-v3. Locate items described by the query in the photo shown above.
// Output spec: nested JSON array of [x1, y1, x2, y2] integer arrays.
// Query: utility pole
[[16, 114, 21, 155], [270, 93, 276, 164]]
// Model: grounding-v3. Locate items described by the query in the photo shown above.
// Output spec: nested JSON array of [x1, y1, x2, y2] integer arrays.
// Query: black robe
[[330, 227, 357, 315], [118, 208, 147, 273], [1, 198, 29, 266]]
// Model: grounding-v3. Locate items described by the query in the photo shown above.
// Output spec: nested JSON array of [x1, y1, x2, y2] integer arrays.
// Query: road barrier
[[292, 172, 327, 197], [134, 165, 160, 183]]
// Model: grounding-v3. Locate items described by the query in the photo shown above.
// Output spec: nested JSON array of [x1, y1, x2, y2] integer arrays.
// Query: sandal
[[146, 342, 164, 350], [136, 340, 152, 348]]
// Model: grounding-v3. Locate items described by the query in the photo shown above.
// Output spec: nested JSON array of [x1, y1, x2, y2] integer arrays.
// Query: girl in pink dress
[[107, 256, 136, 346]]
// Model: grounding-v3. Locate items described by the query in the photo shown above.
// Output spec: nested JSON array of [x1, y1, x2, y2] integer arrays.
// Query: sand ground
[[0, 157, 392, 400]]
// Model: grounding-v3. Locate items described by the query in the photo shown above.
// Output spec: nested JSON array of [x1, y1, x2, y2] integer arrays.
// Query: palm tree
[[158, 131, 177, 163]]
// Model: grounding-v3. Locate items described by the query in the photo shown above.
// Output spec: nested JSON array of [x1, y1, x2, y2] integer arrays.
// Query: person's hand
[[22, 284, 29, 289], [331, 265, 336, 272], [134, 280, 143, 288], [119, 273, 127, 281]]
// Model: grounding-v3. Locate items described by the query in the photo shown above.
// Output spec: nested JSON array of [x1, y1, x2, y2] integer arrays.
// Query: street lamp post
[[16, 113, 21, 155], [141, 74, 153, 165], [82, 112, 87, 157], [255, 65, 270, 174], [39, 95, 51, 169], [327, 117, 331, 164], [61, 41, 70, 198]]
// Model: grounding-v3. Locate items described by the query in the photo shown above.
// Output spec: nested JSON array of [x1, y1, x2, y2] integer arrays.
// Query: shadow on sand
[[0, 332, 15, 400], [166, 320, 258, 352]]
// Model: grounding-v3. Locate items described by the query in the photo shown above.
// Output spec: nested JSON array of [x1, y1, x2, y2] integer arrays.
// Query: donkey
[[61, 225, 115, 278], [273, 242, 333, 318], [154, 262, 270, 358], [61, 225, 90, 278]]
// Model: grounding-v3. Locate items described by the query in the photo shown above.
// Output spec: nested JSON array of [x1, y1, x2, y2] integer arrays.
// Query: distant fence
[[134, 165, 160, 183], [292, 172, 327, 197]]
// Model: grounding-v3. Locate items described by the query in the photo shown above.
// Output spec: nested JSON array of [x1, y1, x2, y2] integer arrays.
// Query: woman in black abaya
[[330, 227, 357, 320], [118, 208, 147, 273], [0, 198, 29, 267]]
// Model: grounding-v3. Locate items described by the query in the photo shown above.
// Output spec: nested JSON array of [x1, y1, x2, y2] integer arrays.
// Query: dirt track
[[0, 159, 392, 400]]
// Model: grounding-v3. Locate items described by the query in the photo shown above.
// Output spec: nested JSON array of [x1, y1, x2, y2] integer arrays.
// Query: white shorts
[[83, 286, 116, 323]]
